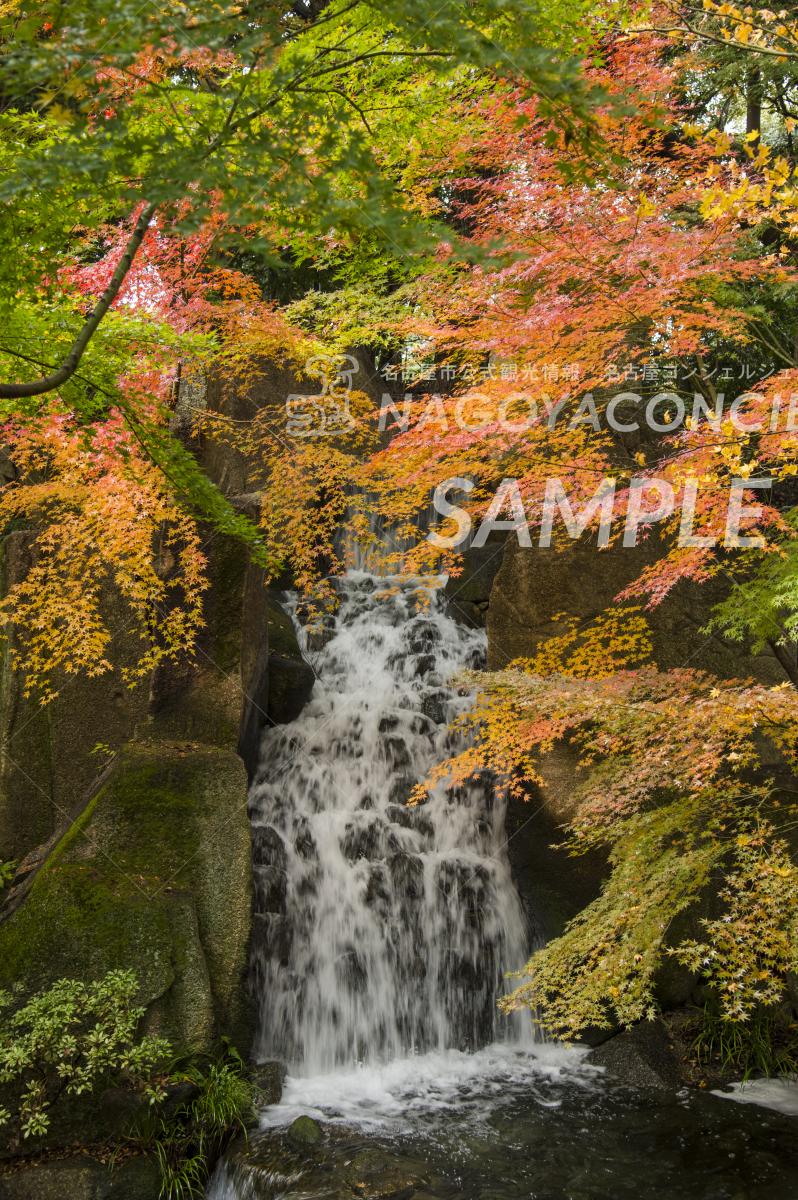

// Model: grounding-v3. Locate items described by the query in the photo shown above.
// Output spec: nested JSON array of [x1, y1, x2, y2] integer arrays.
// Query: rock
[[288, 1115, 323, 1148], [586, 1019, 683, 1091], [0, 530, 151, 863], [445, 534, 506, 628], [0, 741, 253, 1060], [250, 1060, 286, 1106], [420, 690, 449, 725], [0, 1155, 160, 1200], [264, 595, 315, 727], [487, 534, 785, 681]]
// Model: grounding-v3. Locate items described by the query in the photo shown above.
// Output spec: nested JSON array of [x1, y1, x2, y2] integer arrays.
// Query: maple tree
[[2, 0, 798, 1072], [0, 0, 613, 693]]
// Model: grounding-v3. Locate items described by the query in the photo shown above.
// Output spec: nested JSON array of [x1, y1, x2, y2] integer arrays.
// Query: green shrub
[[692, 1002, 798, 1081], [138, 1046, 255, 1200], [0, 969, 170, 1140]]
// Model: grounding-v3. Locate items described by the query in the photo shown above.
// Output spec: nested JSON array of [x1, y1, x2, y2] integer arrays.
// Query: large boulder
[[586, 1019, 684, 1092], [0, 739, 253, 1054], [487, 534, 786, 681]]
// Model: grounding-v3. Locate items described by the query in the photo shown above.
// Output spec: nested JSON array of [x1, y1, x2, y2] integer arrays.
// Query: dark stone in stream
[[413, 654, 436, 678], [421, 689, 449, 725], [382, 735, 412, 770], [586, 1019, 683, 1091], [405, 621, 439, 654], [227, 1125, 452, 1200], [342, 818, 400, 861], [253, 864, 287, 913], [252, 912, 291, 965], [388, 852, 424, 900], [288, 1115, 323, 1147], [388, 775, 414, 805], [252, 825, 287, 870], [386, 804, 434, 839], [294, 819, 316, 859]]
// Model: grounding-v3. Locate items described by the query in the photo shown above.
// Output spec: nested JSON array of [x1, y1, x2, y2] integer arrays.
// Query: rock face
[[0, 740, 252, 1053], [487, 534, 788, 971], [0, 529, 151, 861], [487, 535, 786, 680], [0, 361, 323, 1175], [0, 1155, 161, 1200], [445, 534, 506, 628], [0, 361, 318, 1065]]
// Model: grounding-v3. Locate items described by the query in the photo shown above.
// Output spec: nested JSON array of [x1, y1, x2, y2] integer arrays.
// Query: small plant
[[0, 861, 15, 892], [692, 1002, 798, 1081], [0, 970, 170, 1141], [140, 1046, 254, 1200]]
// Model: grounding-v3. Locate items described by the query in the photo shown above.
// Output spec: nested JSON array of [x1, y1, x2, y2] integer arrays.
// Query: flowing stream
[[209, 571, 798, 1200]]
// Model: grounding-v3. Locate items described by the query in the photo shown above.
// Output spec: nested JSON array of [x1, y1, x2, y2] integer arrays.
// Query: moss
[[0, 741, 253, 1055]]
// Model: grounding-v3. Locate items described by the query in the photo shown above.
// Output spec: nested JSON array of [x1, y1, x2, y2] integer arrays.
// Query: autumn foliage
[[3, 0, 798, 1064]]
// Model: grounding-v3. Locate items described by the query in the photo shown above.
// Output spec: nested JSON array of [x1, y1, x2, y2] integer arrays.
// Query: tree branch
[[0, 202, 156, 400]]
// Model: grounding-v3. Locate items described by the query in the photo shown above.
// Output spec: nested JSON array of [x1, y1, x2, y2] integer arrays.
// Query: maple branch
[[0, 202, 156, 400], [629, 19, 798, 60]]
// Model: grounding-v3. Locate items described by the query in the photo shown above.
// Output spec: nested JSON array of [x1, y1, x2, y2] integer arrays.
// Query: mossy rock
[[0, 740, 253, 1054], [0, 1155, 161, 1200]]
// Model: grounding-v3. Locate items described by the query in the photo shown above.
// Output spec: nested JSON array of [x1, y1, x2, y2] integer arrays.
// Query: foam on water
[[259, 1042, 597, 1132], [712, 1076, 798, 1116]]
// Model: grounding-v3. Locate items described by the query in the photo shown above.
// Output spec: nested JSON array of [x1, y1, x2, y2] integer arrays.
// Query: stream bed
[[210, 1044, 798, 1200]]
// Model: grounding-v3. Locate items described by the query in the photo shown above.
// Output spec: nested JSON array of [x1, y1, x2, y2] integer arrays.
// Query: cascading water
[[209, 571, 798, 1200], [248, 571, 532, 1077]]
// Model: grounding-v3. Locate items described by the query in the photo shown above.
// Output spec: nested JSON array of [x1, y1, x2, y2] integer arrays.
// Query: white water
[[713, 1076, 798, 1116], [248, 570, 533, 1076], [259, 1042, 596, 1131]]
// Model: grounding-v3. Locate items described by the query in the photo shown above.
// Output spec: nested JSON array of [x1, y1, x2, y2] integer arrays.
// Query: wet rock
[[294, 819, 316, 859], [288, 1114, 323, 1148], [251, 912, 291, 965], [421, 689, 449, 725], [413, 654, 436, 678], [406, 621, 439, 655], [586, 1019, 683, 1091], [252, 825, 287, 869], [250, 1060, 286, 1106], [342, 817, 395, 861], [254, 865, 287, 913], [462, 645, 486, 670], [447, 598, 483, 628], [388, 775, 414, 805], [382, 735, 411, 770], [388, 852, 424, 900], [386, 804, 434, 840], [365, 864, 390, 906], [335, 946, 368, 992]]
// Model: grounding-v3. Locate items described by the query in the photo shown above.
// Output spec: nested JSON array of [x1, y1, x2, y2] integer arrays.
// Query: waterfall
[[249, 571, 531, 1076]]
